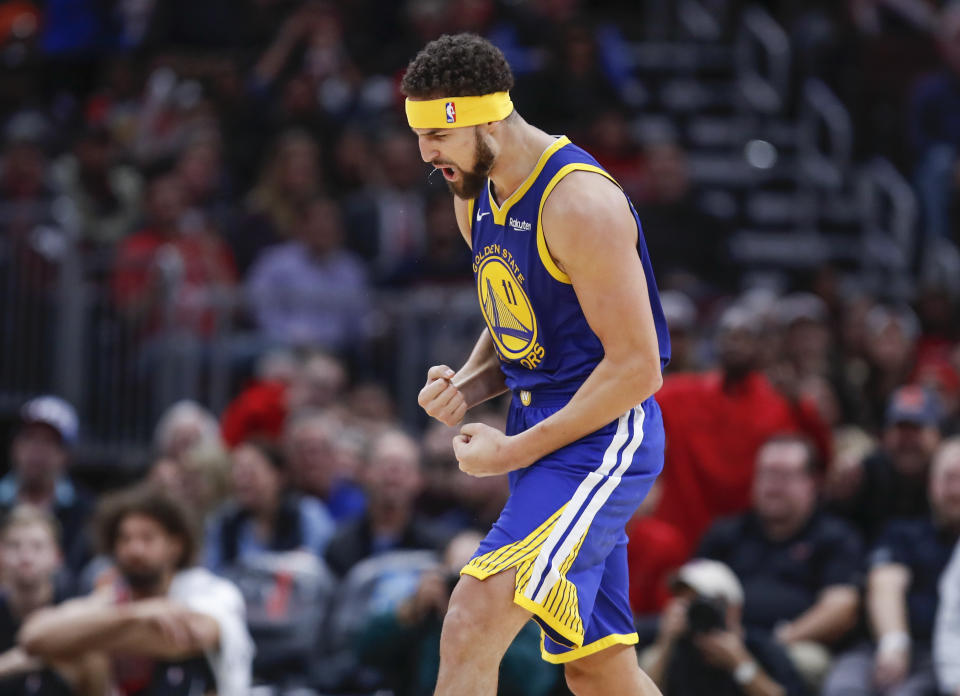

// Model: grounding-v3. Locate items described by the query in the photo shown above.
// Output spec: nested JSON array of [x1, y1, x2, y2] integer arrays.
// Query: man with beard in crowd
[[18, 485, 253, 695]]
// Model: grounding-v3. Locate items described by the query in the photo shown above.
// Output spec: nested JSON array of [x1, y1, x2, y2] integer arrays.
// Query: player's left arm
[[454, 171, 663, 474]]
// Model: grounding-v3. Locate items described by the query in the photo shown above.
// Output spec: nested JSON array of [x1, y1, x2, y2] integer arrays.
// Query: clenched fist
[[452, 422, 512, 477], [418, 365, 468, 426]]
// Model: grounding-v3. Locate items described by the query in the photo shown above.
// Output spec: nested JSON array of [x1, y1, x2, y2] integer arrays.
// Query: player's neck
[[488, 117, 559, 206]]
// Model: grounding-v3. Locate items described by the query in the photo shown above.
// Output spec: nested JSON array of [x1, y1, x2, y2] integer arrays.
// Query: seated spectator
[[19, 485, 254, 695], [0, 506, 104, 694], [284, 410, 367, 523], [245, 196, 372, 352], [641, 559, 807, 696], [356, 529, 558, 696], [204, 439, 335, 572], [0, 396, 93, 578], [829, 385, 943, 543], [147, 444, 230, 523], [177, 443, 232, 522], [698, 434, 863, 690], [326, 429, 446, 576], [653, 305, 832, 554], [153, 399, 224, 462], [112, 171, 237, 337], [822, 437, 960, 695], [934, 443, 960, 695]]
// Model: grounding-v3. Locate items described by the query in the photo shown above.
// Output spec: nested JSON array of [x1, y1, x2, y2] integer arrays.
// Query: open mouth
[[436, 165, 457, 181]]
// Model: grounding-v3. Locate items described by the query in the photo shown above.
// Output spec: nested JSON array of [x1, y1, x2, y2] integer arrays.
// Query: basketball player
[[405, 35, 672, 696]]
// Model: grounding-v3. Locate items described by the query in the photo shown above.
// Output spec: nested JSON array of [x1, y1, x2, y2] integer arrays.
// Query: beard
[[447, 129, 495, 200], [120, 564, 166, 594]]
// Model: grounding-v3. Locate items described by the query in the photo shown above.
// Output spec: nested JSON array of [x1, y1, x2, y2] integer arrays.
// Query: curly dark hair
[[97, 483, 198, 570], [401, 33, 515, 99]]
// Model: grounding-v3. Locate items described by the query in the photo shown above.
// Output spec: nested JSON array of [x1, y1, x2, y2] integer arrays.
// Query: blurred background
[[2, 0, 960, 694]]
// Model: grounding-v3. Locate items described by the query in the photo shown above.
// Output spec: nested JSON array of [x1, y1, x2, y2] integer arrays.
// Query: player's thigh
[[443, 569, 532, 650]]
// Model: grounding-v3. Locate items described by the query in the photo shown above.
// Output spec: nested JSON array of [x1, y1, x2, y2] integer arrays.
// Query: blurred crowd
[[3, 0, 960, 695]]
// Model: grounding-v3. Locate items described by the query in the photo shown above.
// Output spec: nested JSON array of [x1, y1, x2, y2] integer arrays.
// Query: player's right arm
[[418, 197, 508, 426], [419, 330, 508, 426]]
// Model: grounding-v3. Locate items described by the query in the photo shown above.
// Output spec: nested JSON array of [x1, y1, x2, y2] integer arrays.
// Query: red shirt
[[653, 371, 831, 550], [112, 228, 236, 336], [626, 515, 689, 615]]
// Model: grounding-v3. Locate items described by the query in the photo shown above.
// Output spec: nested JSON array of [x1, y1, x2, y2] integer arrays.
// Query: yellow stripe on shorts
[[461, 504, 589, 647]]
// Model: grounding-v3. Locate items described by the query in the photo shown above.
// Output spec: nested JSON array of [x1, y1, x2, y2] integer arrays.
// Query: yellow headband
[[406, 91, 514, 129]]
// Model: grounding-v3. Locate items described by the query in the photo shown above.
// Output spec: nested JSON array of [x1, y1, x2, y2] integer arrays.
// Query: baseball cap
[[20, 395, 78, 445], [885, 385, 942, 428], [670, 559, 744, 605]]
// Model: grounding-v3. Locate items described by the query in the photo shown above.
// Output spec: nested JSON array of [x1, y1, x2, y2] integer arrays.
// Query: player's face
[[416, 126, 495, 199], [114, 514, 182, 594]]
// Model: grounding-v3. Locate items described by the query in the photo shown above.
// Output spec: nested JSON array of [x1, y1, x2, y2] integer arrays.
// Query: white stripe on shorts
[[522, 405, 644, 603]]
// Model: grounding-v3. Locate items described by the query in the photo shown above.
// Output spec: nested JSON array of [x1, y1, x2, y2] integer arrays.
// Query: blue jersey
[[467, 135, 671, 395]]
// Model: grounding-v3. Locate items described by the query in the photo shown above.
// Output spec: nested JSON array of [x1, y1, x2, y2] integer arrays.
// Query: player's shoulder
[[539, 168, 636, 266], [543, 168, 624, 215], [540, 168, 631, 239]]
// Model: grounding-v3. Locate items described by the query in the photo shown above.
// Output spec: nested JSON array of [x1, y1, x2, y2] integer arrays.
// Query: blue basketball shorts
[[461, 390, 664, 663]]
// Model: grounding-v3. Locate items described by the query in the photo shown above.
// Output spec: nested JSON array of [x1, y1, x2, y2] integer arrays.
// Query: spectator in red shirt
[[112, 171, 236, 337], [653, 304, 832, 554]]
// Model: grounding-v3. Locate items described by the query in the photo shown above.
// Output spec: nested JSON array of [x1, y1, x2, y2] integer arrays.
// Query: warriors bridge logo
[[474, 244, 545, 368]]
